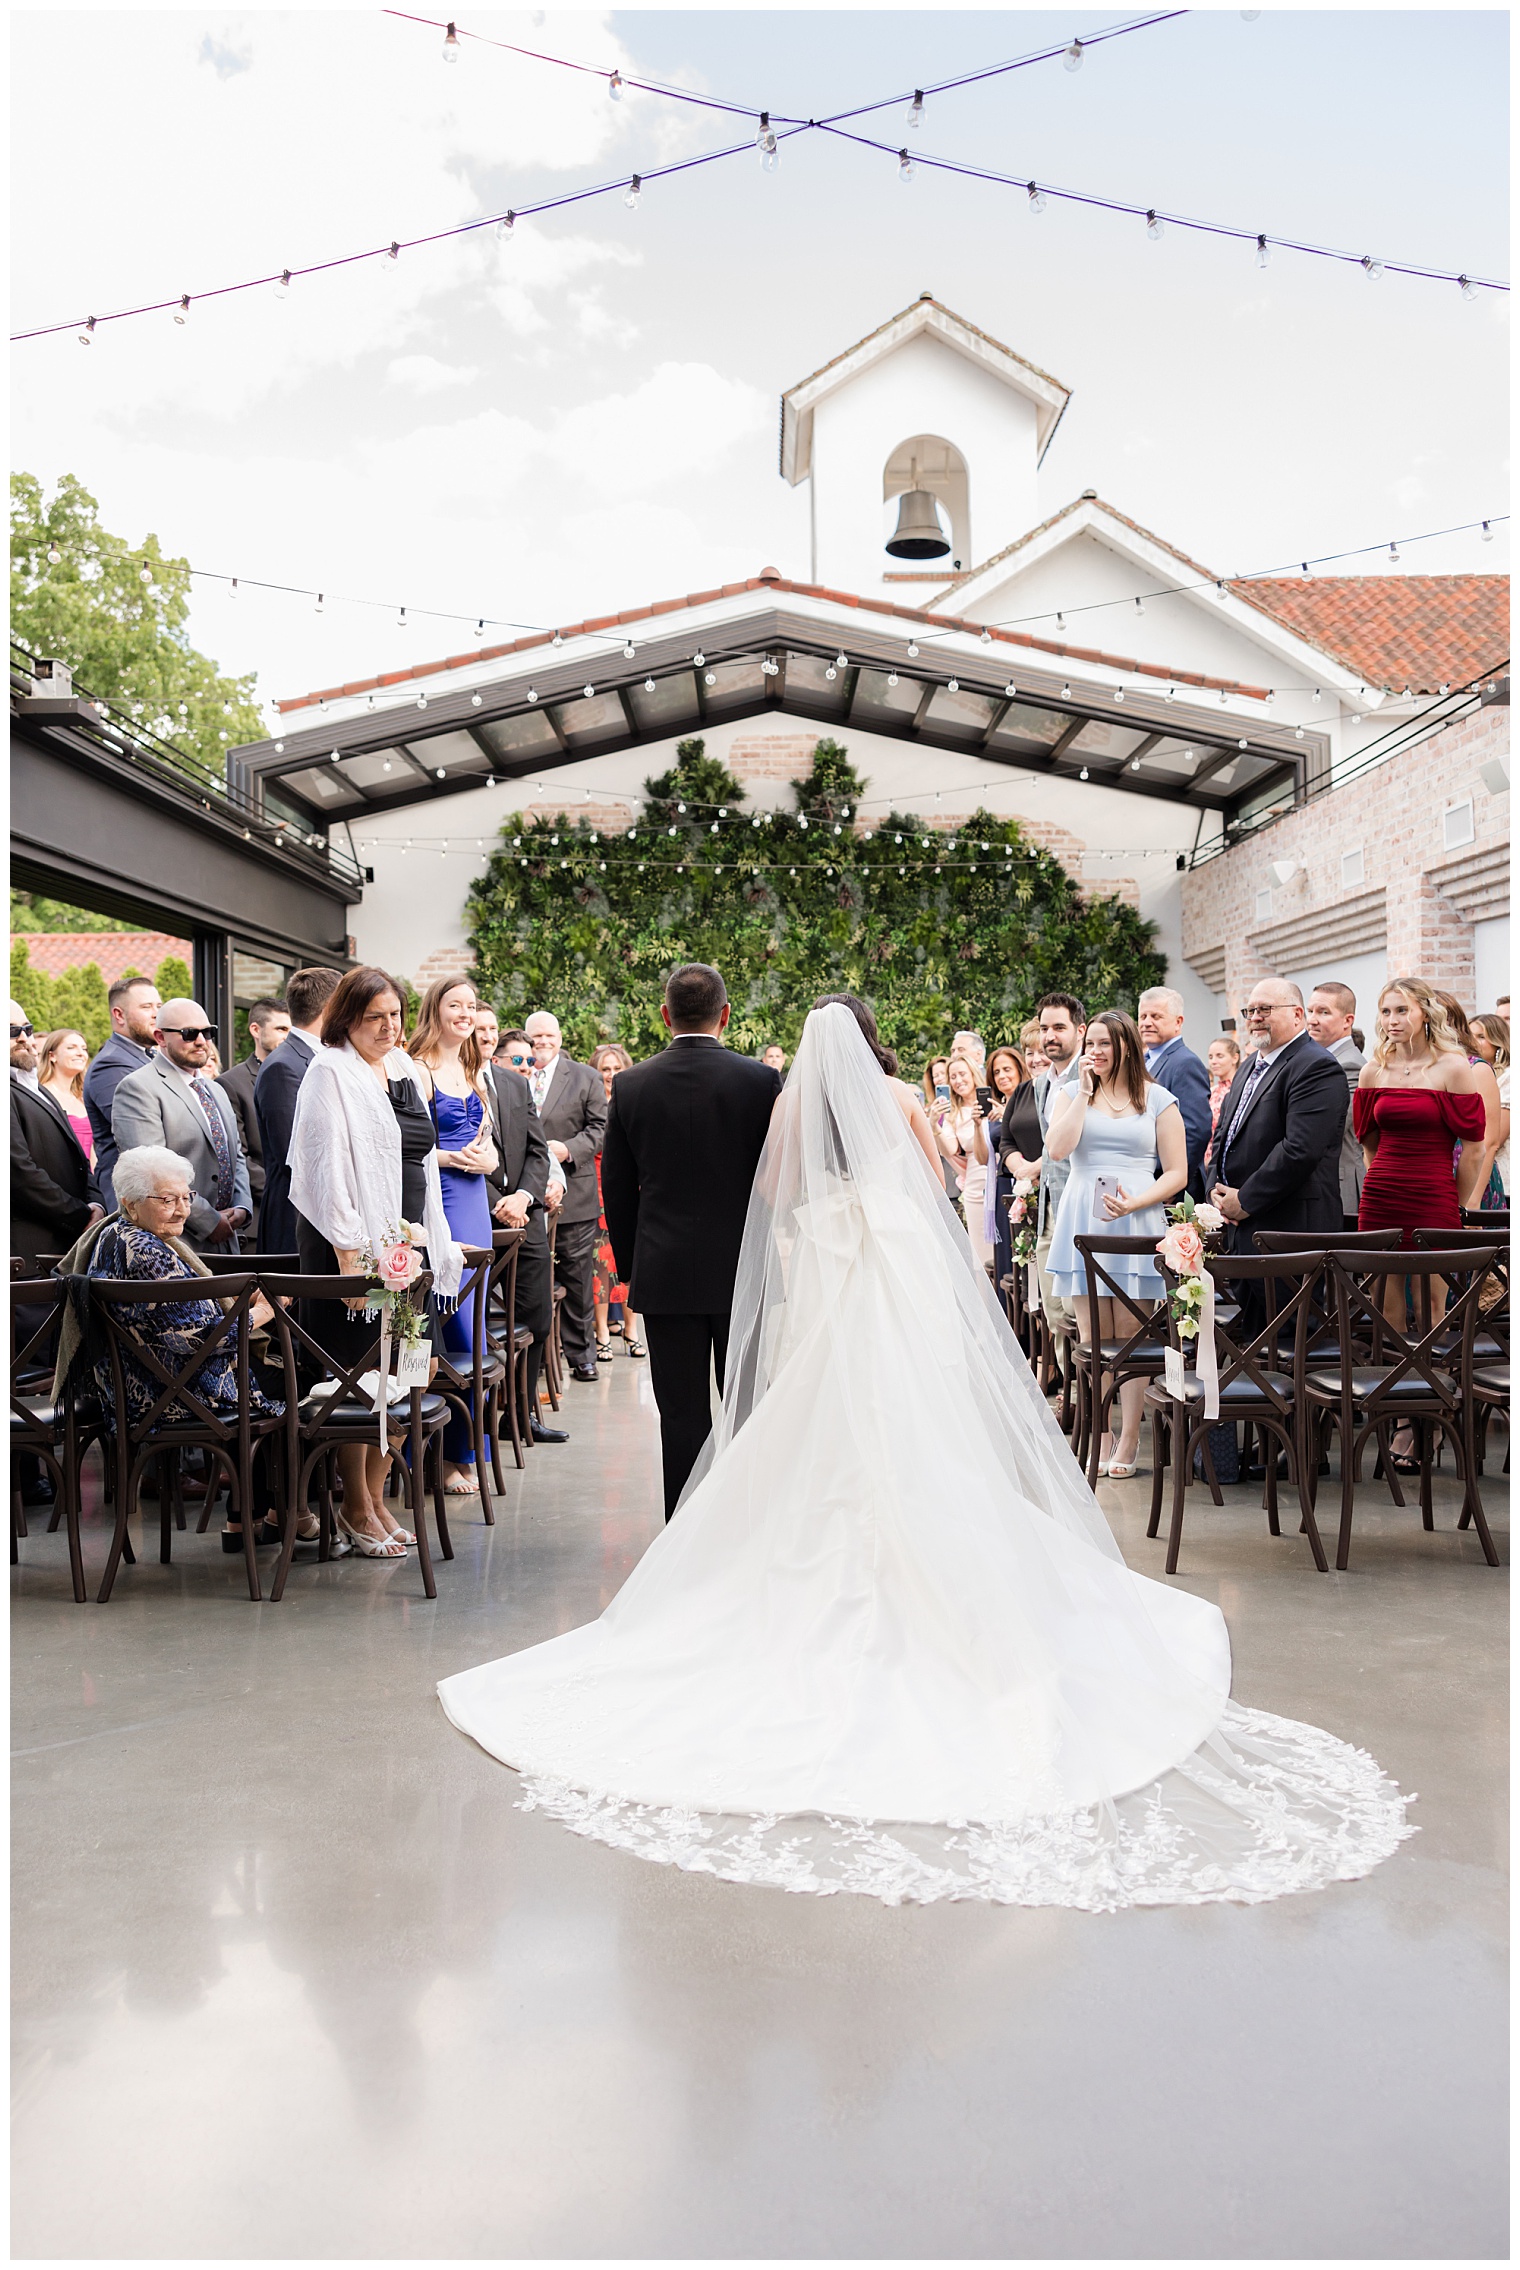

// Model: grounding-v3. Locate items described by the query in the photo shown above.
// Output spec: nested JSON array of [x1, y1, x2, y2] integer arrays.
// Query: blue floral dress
[[89, 1222, 284, 1431]]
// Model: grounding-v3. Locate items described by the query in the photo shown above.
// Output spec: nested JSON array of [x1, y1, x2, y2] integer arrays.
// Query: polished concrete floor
[[12, 1359, 1508, 2260]]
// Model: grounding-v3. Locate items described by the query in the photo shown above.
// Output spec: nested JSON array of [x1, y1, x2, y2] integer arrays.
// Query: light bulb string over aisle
[[10, 18, 1505, 341], [169, 508, 1506, 719]]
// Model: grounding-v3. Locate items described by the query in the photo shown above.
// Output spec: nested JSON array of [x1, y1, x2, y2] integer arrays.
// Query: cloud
[[387, 355, 481, 393]]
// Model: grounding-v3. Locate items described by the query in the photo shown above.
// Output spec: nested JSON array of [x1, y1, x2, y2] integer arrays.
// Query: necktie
[[1220, 1053, 1270, 1173], [531, 1065, 549, 1112], [190, 1075, 236, 1208]]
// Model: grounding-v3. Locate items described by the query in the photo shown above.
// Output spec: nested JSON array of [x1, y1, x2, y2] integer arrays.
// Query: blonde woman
[[589, 1044, 643, 1359], [37, 1028, 95, 1164], [1356, 979, 1487, 1246], [1470, 1015, 1510, 1194], [1433, 990, 1505, 1204], [408, 975, 499, 1493], [932, 1053, 993, 1265]]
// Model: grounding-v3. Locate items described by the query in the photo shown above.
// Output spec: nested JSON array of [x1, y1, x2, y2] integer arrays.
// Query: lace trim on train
[[516, 1705, 1414, 1912]]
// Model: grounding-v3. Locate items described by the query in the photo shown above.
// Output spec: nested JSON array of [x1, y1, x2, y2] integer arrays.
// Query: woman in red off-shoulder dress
[[1356, 978, 1488, 1248]]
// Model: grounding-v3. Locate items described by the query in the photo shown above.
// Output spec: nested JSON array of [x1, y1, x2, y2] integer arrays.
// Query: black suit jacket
[[1211, 1031, 1347, 1245], [483, 1064, 552, 1212], [533, 1054, 608, 1226], [601, 1036, 781, 1314], [81, 1031, 153, 1211], [254, 1031, 316, 1256], [11, 1075, 95, 1269], [216, 1055, 265, 1204]]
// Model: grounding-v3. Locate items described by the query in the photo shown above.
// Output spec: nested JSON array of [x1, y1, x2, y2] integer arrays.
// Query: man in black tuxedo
[[11, 1002, 100, 1270], [1210, 977, 1346, 1274], [602, 964, 781, 1519], [254, 966, 342, 1255], [523, 1009, 608, 1383], [217, 996, 289, 1241], [475, 1006, 562, 1443]]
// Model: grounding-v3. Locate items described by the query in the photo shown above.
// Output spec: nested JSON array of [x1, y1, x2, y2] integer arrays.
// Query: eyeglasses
[[10, 1023, 34, 1040], [503, 1052, 531, 1068], [145, 1191, 192, 1210], [161, 1025, 217, 1042], [1243, 1004, 1278, 1020]]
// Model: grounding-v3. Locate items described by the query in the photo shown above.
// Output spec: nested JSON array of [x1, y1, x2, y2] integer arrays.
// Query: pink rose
[[1157, 1223, 1205, 1275], [377, 1240, 423, 1291], [1010, 1196, 1026, 1223]]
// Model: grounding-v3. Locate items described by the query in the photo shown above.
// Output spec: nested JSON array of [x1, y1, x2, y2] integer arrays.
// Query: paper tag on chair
[[394, 1341, 430, 1392], [1164, 1347, 1187, 1400]]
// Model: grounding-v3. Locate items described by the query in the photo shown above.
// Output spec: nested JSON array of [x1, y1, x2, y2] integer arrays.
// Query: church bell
[[886, 483, 950, 560]]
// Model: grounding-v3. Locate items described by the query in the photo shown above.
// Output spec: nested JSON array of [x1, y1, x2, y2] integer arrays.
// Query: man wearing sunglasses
[[110, 997, 253, 1249]]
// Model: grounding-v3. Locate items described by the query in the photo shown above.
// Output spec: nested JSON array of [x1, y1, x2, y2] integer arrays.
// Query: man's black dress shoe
[[530, 1417, 569, 1444], [570, 1363, 599, 1383]]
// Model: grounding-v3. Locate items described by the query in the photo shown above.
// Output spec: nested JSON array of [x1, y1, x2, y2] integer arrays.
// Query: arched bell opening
[[882, 434, 969, 565]]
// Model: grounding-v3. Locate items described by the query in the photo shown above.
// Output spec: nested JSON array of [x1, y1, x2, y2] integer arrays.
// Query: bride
[[439, 998, 1410, 1909]]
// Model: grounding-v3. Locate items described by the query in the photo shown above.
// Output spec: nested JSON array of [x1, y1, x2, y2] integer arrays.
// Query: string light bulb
[[1055, 612, 1066, 631], [1458, 275, 1477, 302], [947, 677, 959, 693], [692, 650, 705, 666], [1079, 766, 1089, 780], [1060, 684, 1071, 700], [979, 626, 993, 644], [624, 175, 642, 210], [1027, 181, 1046, 216], [46, 541, 61, 565], [1481, 521, 1494, 542], [174, 295, 190, 325], [78, 317, 96, 346], [623, 640, 636, 659], [1145, 210, 1163, 242], [906, 640, 919, 658], [442, 20, 460, 63], [1063, 37, 1084, 69], [757, 112, 778, 170], [397, 606, 407, 628], [1256, 234, 1270, 270], [644, 676, 656, 692], [907, 88, 924, 128], [887, 671, 899, 688], [275, 270, 291, 299], [383, 241, 399, 274], [898, 149, 915, 184], [608, 67, 623, 99], [315, 592, 324, 613], [1361, 255, 1384, 281], [471, 691, 482, 706], [1389, 541, 1400, 563], [496, 211, 515, 244]]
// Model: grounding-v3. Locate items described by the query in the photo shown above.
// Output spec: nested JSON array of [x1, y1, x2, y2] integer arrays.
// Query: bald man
[[1210, 978, 1345, 1251], [110, 997, 252, 1248]]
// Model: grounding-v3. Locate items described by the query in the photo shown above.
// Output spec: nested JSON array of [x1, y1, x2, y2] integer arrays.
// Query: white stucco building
[[232, 295, 1509, 1032]]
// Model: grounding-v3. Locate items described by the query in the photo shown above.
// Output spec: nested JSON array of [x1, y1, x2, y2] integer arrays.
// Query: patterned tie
[[190, 1074, 236, 1207], [531, 1064, 549, 1113], [1220, 1052, 1270, 1174]]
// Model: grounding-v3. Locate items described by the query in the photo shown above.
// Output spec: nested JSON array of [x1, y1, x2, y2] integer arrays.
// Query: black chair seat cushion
[[1472, 1362, 1509, 1398], [12, 1398, 58, 1435], [1146, 1377, 1291, 1413], [513, 1325, 533, 1351], [1304, 1369, 1449, 1404], [1095, 1341, 1166, 1369], [435, 1350, 507, 1388]]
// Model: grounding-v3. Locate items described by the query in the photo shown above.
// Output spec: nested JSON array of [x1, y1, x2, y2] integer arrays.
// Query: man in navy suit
[[254, 965, 343, 1255], [81, 974, 161, 1212], [1138, 986, 1214, 1199]]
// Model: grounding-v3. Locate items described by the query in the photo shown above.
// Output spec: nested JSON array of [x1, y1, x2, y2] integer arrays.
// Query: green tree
[[154, 954, 193, 1003], [9, 940, 112, 1051], [10, 471, 267, 780], [9, 889, 119, 933], [466, 737, 1165, 1063]]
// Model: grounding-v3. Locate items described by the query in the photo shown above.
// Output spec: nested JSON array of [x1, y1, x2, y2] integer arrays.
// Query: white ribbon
[[1195, 1266, 1219, 1421], [373, 1309, 391, 1451]]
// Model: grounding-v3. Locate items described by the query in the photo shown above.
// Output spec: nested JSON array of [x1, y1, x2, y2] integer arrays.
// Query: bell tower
[[779, 295, 1071, 592]]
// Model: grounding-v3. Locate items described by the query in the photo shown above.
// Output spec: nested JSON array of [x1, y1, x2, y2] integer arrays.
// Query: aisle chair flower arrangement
[[356, 1222, 433, 1447], [1007, 1177, 1039, 1267], [1155, 1195, 1224, 1420]]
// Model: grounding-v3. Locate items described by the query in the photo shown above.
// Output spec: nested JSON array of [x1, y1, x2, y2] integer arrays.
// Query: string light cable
[[10, 15, 1503, 342]]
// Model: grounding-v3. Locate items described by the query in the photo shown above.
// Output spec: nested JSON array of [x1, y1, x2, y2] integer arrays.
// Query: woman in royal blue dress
[[408, 976, 499, 1493]]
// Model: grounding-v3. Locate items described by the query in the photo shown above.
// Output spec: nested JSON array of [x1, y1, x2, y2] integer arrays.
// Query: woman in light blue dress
[[1044, 1010, 1189, 1478]]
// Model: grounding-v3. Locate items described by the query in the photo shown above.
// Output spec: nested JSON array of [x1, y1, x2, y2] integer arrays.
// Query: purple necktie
[[1220, 1053, 1270, 1173], [191, 1075, 236, 1208]]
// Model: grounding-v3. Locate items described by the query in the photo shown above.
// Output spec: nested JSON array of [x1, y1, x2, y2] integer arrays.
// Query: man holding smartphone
[[1004, 994, 1086, 1384]]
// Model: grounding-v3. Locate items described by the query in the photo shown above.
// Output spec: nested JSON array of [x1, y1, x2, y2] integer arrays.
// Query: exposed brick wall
[[513, 798, 634, 830], [412, 946, 476, 992], [725, 734, 821, 786], [1180, 701, 1510, 1017]]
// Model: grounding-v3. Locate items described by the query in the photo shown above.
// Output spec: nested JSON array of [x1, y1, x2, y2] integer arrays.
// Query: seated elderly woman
[[90, 1145, 289, 1553]]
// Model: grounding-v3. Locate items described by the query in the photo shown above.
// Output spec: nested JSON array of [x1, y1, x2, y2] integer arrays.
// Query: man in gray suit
[[110, 997, 253, 1249], [1307, 980, 1366, 1226], [524, 1009, 608, 1383]]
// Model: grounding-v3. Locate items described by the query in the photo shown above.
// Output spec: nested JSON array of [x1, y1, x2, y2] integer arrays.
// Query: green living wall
[[467, 737, 1166, 1064]]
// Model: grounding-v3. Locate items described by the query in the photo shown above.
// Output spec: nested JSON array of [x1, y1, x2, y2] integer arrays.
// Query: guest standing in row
[[11, 1003, 100, 1273], [1019, 1020, 1048, 1077], [590, 1045, 644, 1360], [1470, 1014, 1511, 1197], [1209, 980, 1347, 1251], [111, 998, 252, 1252], [288, 966, 465, 1557], [1205, 1034, 1241, 1130], [255, 966, 342, 1257], [933, 1054, 992, 1267], [523, 1010, 607, 1384], [1023, 993, 1087, 1375], [1137, 986, 1212, 1197], [1043, 1011, 1188, 1478], [1355, 978, 1487, 1259], [1306, 981, 1365, 1225], [1435, 991, 1505, 1205], [409, 977, 500, 1493], [36, 1028, 96, 1165], [82, 974, 160, 1211], [984, 1044, 1032, 1290], [475, 1007, 561, 1445], [217, 996, 290, 1243]]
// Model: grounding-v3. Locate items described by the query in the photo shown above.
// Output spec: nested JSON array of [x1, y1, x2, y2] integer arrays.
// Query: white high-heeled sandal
[[336, 1512, 408, 1558]]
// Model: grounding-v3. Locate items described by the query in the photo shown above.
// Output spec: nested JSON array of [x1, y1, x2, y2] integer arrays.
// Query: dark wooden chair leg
[[409, 1403, 437, 1599], [1165, 1422, 1192, 1574], [1418, 1418, 1435, 1530], [1146, 1407, 1167, 1538]]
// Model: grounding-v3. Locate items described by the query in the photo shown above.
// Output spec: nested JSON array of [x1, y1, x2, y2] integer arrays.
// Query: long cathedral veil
[[440, 1004, 1412, 1908]]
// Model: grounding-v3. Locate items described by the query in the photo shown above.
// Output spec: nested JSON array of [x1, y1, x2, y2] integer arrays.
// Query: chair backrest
[[201, 1250, 302, 1275], [1251, 1228, 1406, 1253], [487, 1226, 525, 1334], [257, 1272, 425, 1421], [88, 1270, 264, 1450], [1462, 1206, 1509, 1229], [1413, 1226, 1510, 1354], [11, 1278, 67, 1429], [1251, 1228, 1404, 1364], [1157, 1252, 1319, 1418], [1072, 1234, 1169, 1360], [1325, 1247, 1502, 1415]]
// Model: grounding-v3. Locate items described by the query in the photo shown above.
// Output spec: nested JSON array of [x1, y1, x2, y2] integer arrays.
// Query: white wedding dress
[[439, 1006, 1411, 1910]]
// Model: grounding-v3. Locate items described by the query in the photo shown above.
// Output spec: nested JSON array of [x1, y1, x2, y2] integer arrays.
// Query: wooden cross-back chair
[[427, 1245, 506, 1521], [88, 1271, 281, 1603], [484, 1226, 530, 1472], [11, 1277, 88, 1603], [1071, 1234, 1172, 1487], [1302, 1246, 1503, 1569], [258, 1272, 451, 1601]]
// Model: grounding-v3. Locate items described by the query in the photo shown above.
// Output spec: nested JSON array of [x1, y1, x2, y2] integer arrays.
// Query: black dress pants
[[642, 1311, 730, 1519], [551, 1215, 600, 1369], [513, 1218, 553, 1408]]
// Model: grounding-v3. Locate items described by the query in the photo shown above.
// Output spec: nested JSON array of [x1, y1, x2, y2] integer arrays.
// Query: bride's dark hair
[[813, 993, 898, 1077]]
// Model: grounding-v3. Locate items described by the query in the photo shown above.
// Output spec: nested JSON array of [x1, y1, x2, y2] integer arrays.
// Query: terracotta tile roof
[[274, 571, 1272, 716], [1225, 576, 1510, 693], [11, 930, 192, 985]]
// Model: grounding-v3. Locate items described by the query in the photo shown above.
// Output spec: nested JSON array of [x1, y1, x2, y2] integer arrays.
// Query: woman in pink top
[[37, 1029, 96, 1164]]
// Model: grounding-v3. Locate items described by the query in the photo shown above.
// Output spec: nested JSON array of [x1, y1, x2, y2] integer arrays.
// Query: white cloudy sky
[[11, 7, 1509, 725]]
